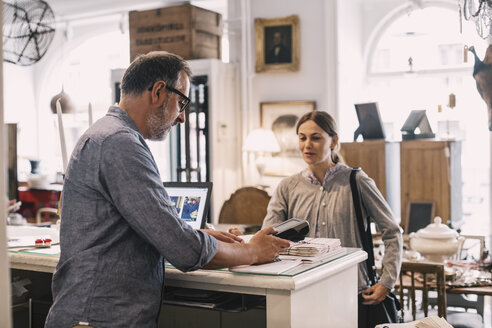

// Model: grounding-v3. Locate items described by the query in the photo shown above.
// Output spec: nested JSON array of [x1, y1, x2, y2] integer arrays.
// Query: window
[[174, 76, 210, 182], [363, 6, 489, 235], [35, 30, 130, 178]]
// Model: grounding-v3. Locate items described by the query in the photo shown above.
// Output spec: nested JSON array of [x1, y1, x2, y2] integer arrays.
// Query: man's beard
[[146, 99, 176, 141]]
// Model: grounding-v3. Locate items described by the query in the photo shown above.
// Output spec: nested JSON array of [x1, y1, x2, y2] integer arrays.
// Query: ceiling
[[45, 0, 227, 21], [44, 0, 410, 22]]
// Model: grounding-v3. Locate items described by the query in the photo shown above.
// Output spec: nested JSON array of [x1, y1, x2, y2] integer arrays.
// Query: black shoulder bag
[[350, 168, 402, 326]]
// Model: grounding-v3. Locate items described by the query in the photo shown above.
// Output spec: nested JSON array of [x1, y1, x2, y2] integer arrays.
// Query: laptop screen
[[163, 182, 213, 229]]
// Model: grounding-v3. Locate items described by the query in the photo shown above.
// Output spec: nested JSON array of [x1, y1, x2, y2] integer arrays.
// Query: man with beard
[[45, 51, 289, 328]]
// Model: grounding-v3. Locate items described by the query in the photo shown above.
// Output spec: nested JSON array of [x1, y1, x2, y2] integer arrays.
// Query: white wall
[[247, 0, 336, 123], [3, 64, 38, 162], [337, 0, 364, 142], [228, 0, 341, 188], [32, 18, 125, 176], [361, 0, 404, 52], [0, 18, 126, 179]]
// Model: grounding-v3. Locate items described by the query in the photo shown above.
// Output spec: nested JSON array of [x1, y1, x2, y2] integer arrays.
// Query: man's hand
[[360, 283, 389, 305], [247, 227, 290, 264], [203, 226, 290, 269], [202, 229, 243, 243]]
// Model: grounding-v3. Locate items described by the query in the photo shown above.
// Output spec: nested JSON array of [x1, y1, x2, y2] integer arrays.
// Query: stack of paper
[[280, 238, 341, 256], [278, 238, 344, 263], [279, 248, 346, 263], [237, 235, 345, 263], [233, 235, 346, 269]]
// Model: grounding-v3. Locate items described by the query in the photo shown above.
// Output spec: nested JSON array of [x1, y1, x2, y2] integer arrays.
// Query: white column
[[0, 0, 13, 325], [488, 38, 492, 251], [324, 0, 339, 121]]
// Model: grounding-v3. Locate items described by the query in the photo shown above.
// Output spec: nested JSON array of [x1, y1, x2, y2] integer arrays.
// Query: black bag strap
[[350, 168, 377, 285]]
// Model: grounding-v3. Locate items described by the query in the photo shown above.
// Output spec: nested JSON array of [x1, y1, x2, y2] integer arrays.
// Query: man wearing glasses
[[45, 51, 289, 328]]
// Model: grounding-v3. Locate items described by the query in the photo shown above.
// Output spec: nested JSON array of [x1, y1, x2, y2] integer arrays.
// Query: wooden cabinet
[[340, 139, 463, 230], [341, 140, 387, 196], [400, 140, 462, 229], [340, 140, 400, 217]]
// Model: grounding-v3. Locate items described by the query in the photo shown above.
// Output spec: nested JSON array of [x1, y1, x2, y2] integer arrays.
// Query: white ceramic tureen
[[409, 217, 464, 262]]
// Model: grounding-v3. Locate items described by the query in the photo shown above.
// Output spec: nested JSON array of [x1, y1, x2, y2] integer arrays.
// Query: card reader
[[273, 218, 310, 242]]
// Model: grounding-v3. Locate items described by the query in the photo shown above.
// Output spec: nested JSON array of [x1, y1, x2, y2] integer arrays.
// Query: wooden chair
[[218, 187, 270, 226], [35, 207, 59, 225], [448, 235, 486, 316], [445, 235, 485, 327], [396, 262, 447, 320], [454, 235, 486, 262]]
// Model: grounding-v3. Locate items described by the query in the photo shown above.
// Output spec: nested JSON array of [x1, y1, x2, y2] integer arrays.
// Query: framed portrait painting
[[260, 101, 316, 176], [255, 15, 299, 73]]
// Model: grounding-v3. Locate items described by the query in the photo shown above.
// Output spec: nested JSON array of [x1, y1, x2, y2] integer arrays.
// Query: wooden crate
[[129, 4, 222, 61]]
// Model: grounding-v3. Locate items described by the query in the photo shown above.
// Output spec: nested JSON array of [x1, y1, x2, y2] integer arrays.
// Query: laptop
[[163, 182, 212, 229]]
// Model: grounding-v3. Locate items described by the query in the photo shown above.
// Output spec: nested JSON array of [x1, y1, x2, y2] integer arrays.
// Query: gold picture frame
[[255, 15, 300, 73], [260, 101, 315, 176]]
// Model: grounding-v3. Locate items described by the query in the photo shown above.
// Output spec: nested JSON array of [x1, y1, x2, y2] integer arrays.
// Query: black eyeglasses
[[148, 83, 191, 113], [166, 85, 191, 113]]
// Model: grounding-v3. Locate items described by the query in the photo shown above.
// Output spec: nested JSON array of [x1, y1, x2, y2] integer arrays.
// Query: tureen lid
[[415, 217, 458, 239]]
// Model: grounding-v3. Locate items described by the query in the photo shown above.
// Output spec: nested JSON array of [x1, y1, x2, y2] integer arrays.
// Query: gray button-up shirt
[[45, 106, 218, 328], [262, 164, 402, 292]]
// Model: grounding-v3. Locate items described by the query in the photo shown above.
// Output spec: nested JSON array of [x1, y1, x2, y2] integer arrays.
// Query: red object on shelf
[[18, 186, 62, 221], [35, 238, 51, 248], [18, 186, 61, 203]]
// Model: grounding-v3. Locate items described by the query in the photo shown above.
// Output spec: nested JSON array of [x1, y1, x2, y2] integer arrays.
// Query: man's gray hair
[[120, 51, 192, 96]]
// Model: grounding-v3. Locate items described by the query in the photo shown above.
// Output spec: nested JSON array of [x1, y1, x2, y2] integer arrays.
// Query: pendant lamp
[[50, 87, 75, 113]]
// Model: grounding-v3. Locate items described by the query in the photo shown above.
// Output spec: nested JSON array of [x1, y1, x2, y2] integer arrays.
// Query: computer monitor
[[163, 182, 213, 229], [354, 102, 386, 141], [405, 201, 435, 234], [400, 110, 435, 140]]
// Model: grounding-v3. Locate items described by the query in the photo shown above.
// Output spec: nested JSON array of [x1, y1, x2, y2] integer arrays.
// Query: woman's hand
[[227, 227, 243, 236], [360, 283, 389, 305], [7, 199, 20, 213], [201, 229, 244, 243]]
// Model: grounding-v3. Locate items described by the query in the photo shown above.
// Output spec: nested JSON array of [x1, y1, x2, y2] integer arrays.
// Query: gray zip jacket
[[45, 106, 218, 328], [262, 164, 402, 291]]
